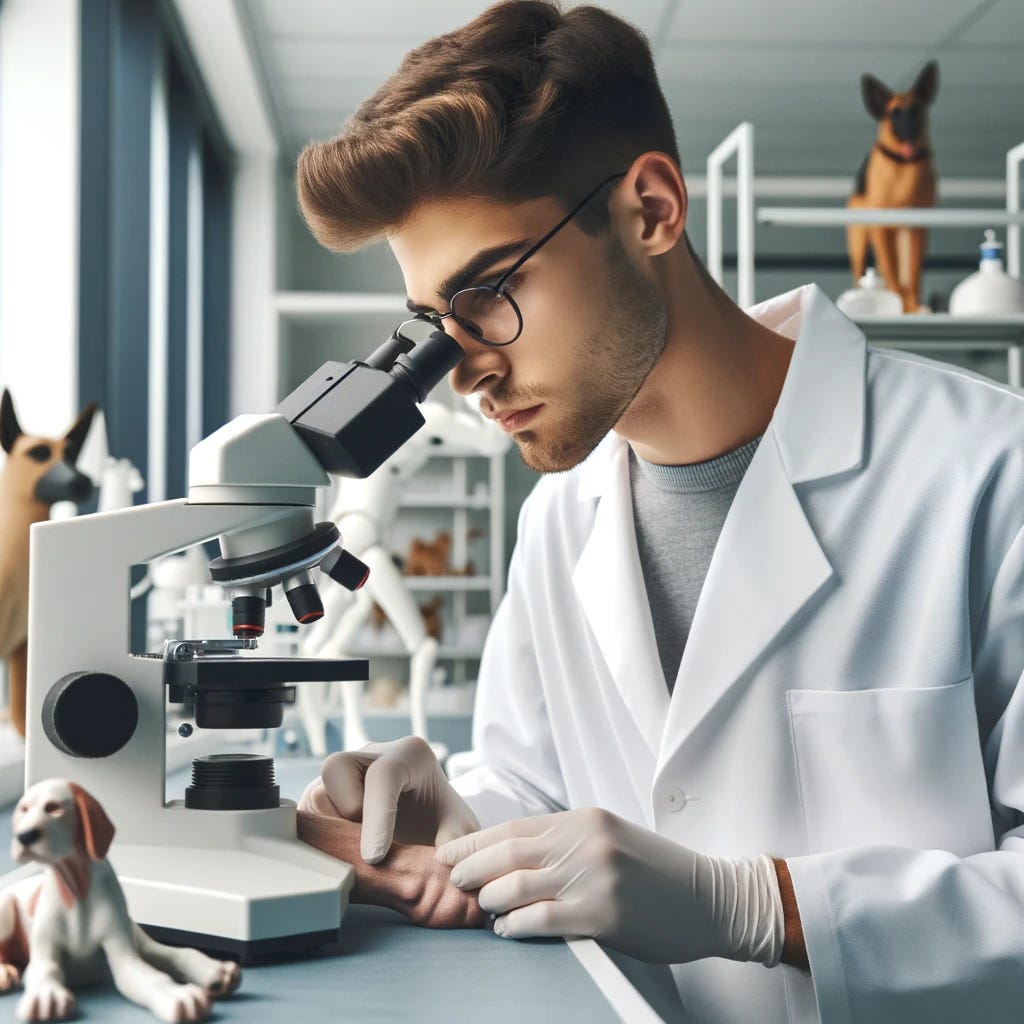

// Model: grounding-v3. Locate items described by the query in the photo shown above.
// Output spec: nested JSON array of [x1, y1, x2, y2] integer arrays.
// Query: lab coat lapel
[[572, 439, 670, 758], [656, 429, 834, 772], [656, 284, 867, 773]]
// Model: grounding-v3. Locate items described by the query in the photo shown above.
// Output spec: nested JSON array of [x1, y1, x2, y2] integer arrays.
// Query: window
[[78, 0, 231, 507]]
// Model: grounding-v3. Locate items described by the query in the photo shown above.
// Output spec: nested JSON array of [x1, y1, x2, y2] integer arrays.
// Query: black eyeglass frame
[[399, 171, 627, 348]]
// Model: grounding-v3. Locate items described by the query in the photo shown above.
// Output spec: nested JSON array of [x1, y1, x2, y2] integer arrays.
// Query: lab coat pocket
[[787, 677, 994, 856]]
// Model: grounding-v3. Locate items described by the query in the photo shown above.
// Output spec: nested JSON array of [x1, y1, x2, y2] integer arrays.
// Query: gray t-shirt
[[630, 434, 763, 693]]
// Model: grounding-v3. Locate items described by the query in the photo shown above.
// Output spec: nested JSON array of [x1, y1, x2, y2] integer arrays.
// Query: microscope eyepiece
[[362, 331, 415, 372], [275, 328, 465, 479], [390, 330, 464, 403]]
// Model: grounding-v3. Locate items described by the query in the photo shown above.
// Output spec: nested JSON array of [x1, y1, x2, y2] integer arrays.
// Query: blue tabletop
[[0, 904, 623, 1023], [1, 755, 684, 1022]]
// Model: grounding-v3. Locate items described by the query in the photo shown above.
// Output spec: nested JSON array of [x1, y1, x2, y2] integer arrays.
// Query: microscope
[[24, 327, 463, 961]]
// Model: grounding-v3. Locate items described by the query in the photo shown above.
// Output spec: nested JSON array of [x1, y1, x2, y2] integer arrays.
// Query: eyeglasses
[[398, 172, 626, 348]]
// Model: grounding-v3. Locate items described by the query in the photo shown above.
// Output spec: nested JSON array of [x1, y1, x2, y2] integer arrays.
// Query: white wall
[[172, 0, 279, 417], [0, 0, 80, 434]]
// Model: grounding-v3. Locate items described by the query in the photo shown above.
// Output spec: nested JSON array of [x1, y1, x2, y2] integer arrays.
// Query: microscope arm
[[418, 402, 511, 457]]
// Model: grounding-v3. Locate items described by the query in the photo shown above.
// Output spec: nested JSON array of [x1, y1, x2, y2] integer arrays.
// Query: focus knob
[[42, 672, 138, 758]]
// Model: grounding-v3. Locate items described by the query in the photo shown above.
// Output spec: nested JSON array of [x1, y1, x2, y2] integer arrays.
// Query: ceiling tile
[[954, 0, 1024, 45], [239, 0, 1020, 180], [933, 48, 1024, 88], [265, 38, 411, 79], [655, 46, 918, 87], [278, 76, 385, 110], [667, 0, 971, 46], [246, 0, 493, 39], [246, 0, 667, 41]]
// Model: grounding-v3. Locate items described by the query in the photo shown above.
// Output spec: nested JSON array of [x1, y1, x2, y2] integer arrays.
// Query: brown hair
[[296, 0, 679, 252]]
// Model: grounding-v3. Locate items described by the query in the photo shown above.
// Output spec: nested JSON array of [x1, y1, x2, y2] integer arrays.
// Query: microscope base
[[109, 837, 355, 962], [139, 924, 342, 965]]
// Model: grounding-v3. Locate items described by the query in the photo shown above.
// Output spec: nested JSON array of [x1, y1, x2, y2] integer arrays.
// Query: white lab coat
[[451, 283, 1024, 1023]]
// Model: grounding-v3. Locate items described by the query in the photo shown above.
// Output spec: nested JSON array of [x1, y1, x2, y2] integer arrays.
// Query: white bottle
[[949, 230, 1024, 316], [836, 267, 904, 318]]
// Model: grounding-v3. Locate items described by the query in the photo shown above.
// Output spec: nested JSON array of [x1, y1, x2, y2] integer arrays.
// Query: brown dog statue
[[0, 391, 96, 737], [847, 61, 939, 312]]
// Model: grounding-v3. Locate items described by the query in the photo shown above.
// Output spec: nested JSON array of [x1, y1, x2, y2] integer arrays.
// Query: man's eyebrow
[[405, 237, 535, 314]]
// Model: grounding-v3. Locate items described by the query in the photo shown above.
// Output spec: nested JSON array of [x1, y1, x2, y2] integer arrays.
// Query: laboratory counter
[[0, 756, 686, 1023]]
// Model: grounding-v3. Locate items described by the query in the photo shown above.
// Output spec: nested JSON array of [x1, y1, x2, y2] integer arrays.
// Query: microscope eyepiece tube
[[362, 331, 415, 372], [276, 329, 464, 478], [390, 330, 464, 402]]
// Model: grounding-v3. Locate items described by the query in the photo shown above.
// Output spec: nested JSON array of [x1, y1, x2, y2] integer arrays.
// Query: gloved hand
[[436, 807, 785, 966], [298, 736, 481, 864]]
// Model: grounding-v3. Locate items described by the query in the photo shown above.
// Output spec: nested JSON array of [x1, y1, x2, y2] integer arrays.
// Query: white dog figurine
[[0, 778, 241, 1021]]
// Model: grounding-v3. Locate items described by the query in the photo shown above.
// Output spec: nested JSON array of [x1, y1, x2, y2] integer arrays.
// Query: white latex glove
[[436, 807, 785, 966], [299, 736, 481, 864]]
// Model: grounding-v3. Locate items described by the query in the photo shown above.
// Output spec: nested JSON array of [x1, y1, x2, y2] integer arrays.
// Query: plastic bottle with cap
[[836, 267, 904, 318], [949, 230, 1024, 316]]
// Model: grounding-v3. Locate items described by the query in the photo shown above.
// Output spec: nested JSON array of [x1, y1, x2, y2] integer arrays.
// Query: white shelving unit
[[275, 292, 506, 688], [706, 125, 1024, 386]]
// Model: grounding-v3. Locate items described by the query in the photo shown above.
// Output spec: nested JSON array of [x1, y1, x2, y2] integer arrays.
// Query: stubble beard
[[516, 235, 669, 474]]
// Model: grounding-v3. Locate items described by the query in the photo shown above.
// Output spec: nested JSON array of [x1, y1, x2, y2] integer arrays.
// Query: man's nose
[[16, 827, 42, 847], [446, 327, 507, 397]]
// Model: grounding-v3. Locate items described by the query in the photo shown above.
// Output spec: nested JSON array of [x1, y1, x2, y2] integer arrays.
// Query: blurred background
[[0, 0, 1022, 766]]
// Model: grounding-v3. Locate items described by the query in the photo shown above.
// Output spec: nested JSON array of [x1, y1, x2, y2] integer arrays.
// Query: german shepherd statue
[[847, 61, 939, 313], [0, 390, 96, 737]]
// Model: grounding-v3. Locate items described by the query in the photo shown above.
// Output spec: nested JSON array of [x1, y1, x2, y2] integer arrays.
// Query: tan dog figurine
[[1, 778, 241, 1021], [847, 61, 939, 312], [0, 391, 96, 737], [371, 530, 479, 635], [405, 531, 453, 577]]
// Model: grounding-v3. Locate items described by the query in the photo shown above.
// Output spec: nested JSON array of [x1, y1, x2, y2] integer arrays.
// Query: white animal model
[[0, 778, 241, 1022], [299, 400, 509, 756]]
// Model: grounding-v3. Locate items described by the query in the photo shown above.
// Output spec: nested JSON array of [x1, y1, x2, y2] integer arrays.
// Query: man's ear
[[63, 402, 97, 465], [861, 74, 892, 120], [1, 389, 23, 455], [622, 152, 688, 258], [911, 61, 939, 107], [69, 782, 115, 861]]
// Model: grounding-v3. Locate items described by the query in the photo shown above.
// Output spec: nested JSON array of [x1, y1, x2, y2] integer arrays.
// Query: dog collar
[[875, 142, 930, 164]]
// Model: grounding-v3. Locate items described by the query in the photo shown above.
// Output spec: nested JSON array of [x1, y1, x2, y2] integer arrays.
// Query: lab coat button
[[663, 785, 687, 812]]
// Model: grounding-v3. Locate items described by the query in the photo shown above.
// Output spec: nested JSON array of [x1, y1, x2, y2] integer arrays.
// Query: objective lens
[[231, 594, 266, 638], [322, 547, 371, 591], [286, 581, 324, 624]]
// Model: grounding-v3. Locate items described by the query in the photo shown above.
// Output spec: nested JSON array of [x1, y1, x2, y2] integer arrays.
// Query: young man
[[295, 2, 1024, 1020]]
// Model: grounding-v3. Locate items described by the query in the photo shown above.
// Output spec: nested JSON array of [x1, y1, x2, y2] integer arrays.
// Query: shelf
[[0, 723, 24, 806], [854, 314, 1024, 346], [347, 645, 484, 659], [757, 207, 1024, 228], [280, 683, 478, 720], [402, 493, 492, 508], [404, 576, 493, 591], [275, 291, 407, 317]]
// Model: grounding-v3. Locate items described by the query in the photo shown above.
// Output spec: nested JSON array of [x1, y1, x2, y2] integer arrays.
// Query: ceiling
[[237, 0, 1024, 179]]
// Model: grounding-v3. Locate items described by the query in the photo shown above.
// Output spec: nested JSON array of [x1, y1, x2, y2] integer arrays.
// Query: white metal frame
[[706, 121, 755, 308], [705, 123, 1024, 387], [1007, 140, 1024, 280], [757, 208, 1024, 228], [707, 122, 1024, 295], [172, 0, 279, 416]]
